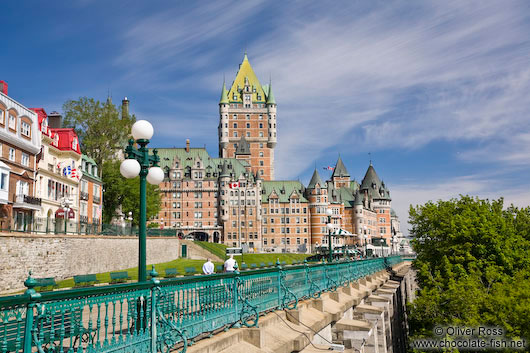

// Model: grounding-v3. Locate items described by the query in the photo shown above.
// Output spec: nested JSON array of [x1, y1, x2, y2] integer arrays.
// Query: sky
[[3, 1, 530, 234]]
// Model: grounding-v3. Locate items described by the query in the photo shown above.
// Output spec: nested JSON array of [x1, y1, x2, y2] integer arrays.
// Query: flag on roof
[[323, 166, 334, 171]]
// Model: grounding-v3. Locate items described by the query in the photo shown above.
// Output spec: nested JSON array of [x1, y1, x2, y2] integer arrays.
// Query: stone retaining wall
[[0, 233, 181, 293]]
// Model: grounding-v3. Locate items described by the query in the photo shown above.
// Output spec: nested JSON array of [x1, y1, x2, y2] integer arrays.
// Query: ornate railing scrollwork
[[235, 276, 259, 327], [277, 261, 298, 310], [324, 261, 338, 292], [305, 260, 321, 299], [154, 287, 188, 353]]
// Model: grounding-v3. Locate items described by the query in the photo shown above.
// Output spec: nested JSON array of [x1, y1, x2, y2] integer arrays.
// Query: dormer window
[[20, 122, 31, 138], [72, 138, 78, 150], [42, 119, 48, 132], [196, 161, 200, 168]]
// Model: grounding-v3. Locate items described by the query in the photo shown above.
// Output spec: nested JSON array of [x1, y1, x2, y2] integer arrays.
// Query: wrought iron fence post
[[305, 259, 320, 299], [149, 266, 159, 353], [233, 264, 240, 328], [23, 271, 41, 353], [276, 259, 282, 308]]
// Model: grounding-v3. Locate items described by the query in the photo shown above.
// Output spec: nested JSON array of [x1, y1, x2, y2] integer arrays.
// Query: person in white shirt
[[202, 258, 214, 275], [224, 255, 237, 272]]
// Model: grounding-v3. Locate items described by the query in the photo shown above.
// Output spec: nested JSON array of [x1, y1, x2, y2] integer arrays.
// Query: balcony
[[93, 196, 101, 204], [14, 195, 42, 211], [80, 192, 89, 201], [80, 215, 89, 223]]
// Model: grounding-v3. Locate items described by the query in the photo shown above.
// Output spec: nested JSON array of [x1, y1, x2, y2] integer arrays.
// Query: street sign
[[226, 247, 243, 256]]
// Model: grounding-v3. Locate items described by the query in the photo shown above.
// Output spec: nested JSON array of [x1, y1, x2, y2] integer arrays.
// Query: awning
[[55, 208, 75, 219]]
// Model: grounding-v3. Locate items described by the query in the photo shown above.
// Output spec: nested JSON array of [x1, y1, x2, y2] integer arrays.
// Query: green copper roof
[[228, 54, 266, 103], [359, 163, 391, 201], [82, 154, 101, 182], [266, 82, 276, 105], [149, 147, 254, 182], [332, 156, 350, 178], [307, 169, 324, 189], [235, 135, 251, 155], [262, 181, 308, 203], [391, 208, 397, 217], [354, 190, 363, 206], [360, 162, 381, 190], [219, 81, 229, 104]]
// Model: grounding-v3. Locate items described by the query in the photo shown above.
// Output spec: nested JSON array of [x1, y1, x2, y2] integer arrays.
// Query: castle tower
[[218, 53, 276, 180], [331, 156, 350, 188], [305, 169, 329, 252]]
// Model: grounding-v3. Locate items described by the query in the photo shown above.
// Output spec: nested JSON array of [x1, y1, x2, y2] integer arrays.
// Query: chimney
[[48, 111, 62, 128], [186, 139, 190, 153], [0, 81, 7, 95], [121, 97, 129, 119]]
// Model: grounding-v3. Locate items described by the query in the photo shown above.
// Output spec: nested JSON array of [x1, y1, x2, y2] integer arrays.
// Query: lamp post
[[363, 226, 367, 258], [128, 211, 133, 236], [325, 208, 334, 263], [120, 120, 164, 282], [62, 198, 71, 234]]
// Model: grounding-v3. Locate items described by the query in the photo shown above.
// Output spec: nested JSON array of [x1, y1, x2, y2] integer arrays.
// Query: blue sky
[[3, 1, 530, 233]]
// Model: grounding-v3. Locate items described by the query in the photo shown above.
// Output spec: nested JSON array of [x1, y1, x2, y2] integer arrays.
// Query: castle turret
[[219, 81, 230, 153], [266, 82, 277, 149]]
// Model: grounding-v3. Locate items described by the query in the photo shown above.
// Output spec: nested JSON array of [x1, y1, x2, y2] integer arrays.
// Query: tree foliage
[[102, 160, 161, 226], [62, 97, 135, 168], [409, 196, 530, 340]]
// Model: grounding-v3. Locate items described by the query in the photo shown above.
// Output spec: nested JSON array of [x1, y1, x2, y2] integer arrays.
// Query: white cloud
[[391, 174, 530, 236]]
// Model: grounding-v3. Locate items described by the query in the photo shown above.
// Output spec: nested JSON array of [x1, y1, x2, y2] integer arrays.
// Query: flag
[[229, 182, 240, 189], [63, 166, 71, 176], [323, 166, 334, 171], [71, 168, 77, 178]]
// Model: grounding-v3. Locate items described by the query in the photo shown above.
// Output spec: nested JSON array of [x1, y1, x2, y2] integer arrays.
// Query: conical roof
[[307, 169, 324, 189], [220, 161, 230, 178], [360, 162, 381, 190], [228, 53, 265, 103], [219, 81, 229, 104], [235, 135, 251, 155], [354, 190, 363, 206], [331, 156, 349, 178], [266, 82, 276, 105]]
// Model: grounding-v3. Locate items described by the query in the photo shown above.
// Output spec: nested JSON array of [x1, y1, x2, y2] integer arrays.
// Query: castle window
[[259, 152, 263, 157], [259, 123, 263, 128], [259, 161, 264, 166], [233, 123, 237, 128], [246, 132, 250, 137], [259, 132, 263, 137], [233, 114, 237, 119], [234, 132, 238, 137], [246, 123, 250, 128], [246, 114, 250, 120], [260, 143, 264, 148], [259, 115, 263, 120]]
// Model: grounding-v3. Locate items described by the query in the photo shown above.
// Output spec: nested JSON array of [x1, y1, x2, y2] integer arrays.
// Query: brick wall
[[0, 233, 181, 293]]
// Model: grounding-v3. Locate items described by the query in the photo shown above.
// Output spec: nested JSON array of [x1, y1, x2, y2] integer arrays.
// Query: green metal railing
[[0, 256, 406, 353]]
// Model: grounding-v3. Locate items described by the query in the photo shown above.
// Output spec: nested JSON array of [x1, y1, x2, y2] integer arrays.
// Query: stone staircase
[[185, 262, 416, 353]]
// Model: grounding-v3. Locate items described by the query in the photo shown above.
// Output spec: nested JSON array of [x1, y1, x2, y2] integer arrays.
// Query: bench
[[184, 267, 196, 276], [110, 271, 131, 284], [281, 261, 287, 266], [267, 262, 274, 267], [0, 307, 86, 352], [164, 268, 178, 278], [259, 262, 266, 268], [250, 263, 257, 269], [34, 277, 58, 291], [240, 263, 248, 271], [216, 265, 224, 273], [73, 274, 99, 287]]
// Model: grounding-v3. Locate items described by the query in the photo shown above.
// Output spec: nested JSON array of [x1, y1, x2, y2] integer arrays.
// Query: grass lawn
[[195, 241, 227, 259], [42, 252, 311, 292]]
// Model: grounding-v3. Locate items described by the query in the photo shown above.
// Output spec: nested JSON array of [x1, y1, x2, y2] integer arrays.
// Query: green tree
[[408, 196, 530, 341], [102, 160, 161, 226], [62, 97, 135, 168]]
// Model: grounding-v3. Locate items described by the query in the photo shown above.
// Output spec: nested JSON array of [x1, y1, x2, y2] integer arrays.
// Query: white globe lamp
[[120, 159, 141, 178], [131, 120, 154, 140], [325, 208, 333, 216], [326, 223, 334, 230], [147, 166, 164, 185]]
